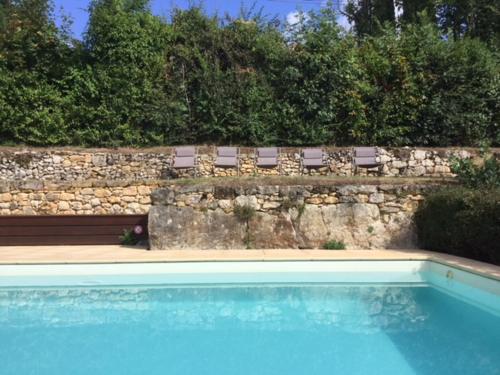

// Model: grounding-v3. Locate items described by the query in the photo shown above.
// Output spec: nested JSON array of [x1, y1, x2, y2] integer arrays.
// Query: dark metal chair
[[172, 146, 197, 176], [301, 148, 326, 174], [353, 147, 380, 174], [214, 147, 239, 175], [256, 147, 279, 168]]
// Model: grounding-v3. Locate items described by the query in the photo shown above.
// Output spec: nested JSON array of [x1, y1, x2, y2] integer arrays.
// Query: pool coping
[[0, 247, 498, 282]]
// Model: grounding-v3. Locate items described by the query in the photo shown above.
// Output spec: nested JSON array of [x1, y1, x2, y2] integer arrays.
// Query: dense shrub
[[0, 0, 499, 147], [451, 153, 500, 189], [414, 188, 500, 265], [323, 240, 346, 250]]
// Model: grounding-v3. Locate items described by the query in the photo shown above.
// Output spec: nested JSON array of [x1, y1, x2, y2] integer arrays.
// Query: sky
[[52, 0, 350, 39]]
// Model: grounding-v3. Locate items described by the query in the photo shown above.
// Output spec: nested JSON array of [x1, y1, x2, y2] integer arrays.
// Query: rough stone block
[[235, 195, 259, 210], [0, 193, 12, 202], [58, 201, 70, 211], [413, 150, 427, 160], [148, 206, 246, 250]]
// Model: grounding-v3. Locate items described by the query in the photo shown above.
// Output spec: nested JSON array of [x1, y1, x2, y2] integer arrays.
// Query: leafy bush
[[414, 188, 500, 265], [323, 240, 346, 250], [120, 229, 138, 246], [451, 154, 500, 189]]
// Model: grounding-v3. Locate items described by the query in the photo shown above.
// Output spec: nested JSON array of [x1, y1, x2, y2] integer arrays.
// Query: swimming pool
[[0, 261, 499, 375]]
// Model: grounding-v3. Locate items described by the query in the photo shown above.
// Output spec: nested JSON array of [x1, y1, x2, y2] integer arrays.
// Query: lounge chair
[[256, 147, 279, 168], [353, 147, 380, 174], [214, 147, 239, 174], [301, 148, 325, 174], [172, 146, 197, 176]]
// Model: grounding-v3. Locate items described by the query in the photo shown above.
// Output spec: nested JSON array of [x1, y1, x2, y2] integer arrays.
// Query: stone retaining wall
[[0, 147, 486, 181], [0, 150, 170, 181], [0, 176, 449, 249], [148, 182, 445, 250], [0, 180, 163, 215]]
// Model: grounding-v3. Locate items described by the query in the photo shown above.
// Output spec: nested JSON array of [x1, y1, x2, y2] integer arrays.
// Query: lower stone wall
[[0, 177, 448, 249], [0, 180, 162, 215], [148, 182, 445, 250]]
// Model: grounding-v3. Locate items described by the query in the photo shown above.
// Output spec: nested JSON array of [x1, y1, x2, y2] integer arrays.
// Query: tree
[[0, 0, 72, 145], [358, 19, 500, 146], [65, 0, 170, 146], [163, 7, 287, 145], [436, 0, 500, 46], [277, 5, 368, 145], [345, 0, 396, 37], [398, 0, 436, 24]]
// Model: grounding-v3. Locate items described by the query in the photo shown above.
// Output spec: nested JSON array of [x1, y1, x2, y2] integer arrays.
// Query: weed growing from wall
[[234, 204, 256, 249]]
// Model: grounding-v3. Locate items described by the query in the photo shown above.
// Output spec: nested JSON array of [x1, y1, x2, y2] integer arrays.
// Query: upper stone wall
[[0, 149, 170, 181], [0, 146, 491, 181]]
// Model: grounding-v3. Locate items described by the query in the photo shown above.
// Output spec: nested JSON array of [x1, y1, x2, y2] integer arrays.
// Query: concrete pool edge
[[0, 247, 498, 282]]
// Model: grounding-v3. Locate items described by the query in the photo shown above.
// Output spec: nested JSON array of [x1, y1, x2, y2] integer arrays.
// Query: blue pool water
[[0, 284, 499, 375]]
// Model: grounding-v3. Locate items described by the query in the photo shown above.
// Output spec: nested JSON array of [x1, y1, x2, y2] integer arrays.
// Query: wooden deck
[[0, 215, 147, 245]]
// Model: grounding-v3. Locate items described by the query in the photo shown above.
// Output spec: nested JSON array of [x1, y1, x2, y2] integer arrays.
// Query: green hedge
[[414, 188, 500, 265], [0, 1, 499, 147]]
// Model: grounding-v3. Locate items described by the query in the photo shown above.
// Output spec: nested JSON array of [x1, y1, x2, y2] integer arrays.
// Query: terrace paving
[[0, 246, 498, 281]]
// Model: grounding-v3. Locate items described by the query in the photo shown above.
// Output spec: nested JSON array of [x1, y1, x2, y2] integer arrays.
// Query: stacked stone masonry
[[0, 180, 162, 215], [0, 147, 491, 181], [148, 182, 445, 250]]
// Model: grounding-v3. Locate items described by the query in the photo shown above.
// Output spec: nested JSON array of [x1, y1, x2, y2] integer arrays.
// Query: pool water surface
[[1, 283, 499, 375]]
